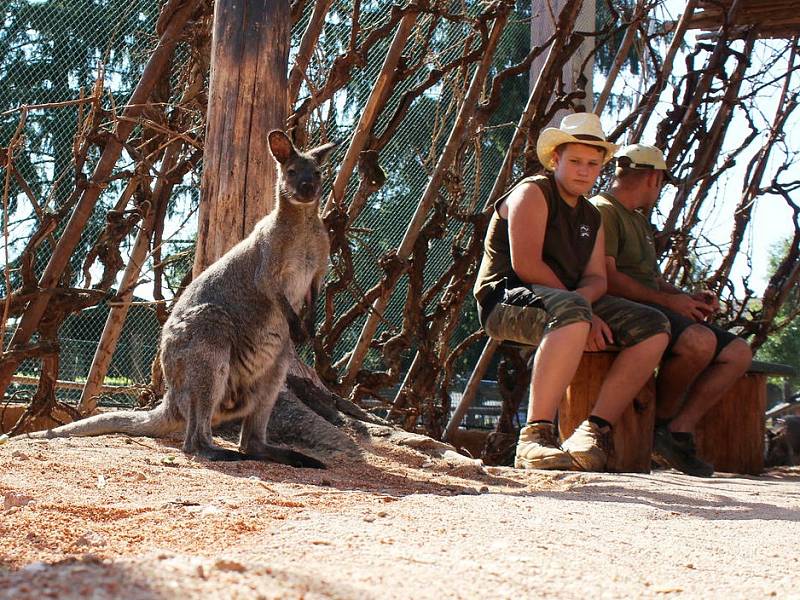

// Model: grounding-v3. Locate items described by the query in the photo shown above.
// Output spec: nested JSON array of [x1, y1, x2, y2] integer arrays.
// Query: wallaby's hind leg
[[239, 357, 325, 469], [180, 347, 242, 461]]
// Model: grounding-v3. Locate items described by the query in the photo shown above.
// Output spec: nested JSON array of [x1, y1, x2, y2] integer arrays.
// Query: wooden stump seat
[[694, 361, 794, 475]]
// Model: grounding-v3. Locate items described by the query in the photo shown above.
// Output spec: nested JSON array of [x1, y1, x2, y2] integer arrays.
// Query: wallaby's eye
[[314, 170, 321, 178], [287, 168, 296, 176]]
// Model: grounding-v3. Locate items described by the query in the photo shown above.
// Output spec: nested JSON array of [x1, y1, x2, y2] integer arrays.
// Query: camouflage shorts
[[482, 285, 670, 348]]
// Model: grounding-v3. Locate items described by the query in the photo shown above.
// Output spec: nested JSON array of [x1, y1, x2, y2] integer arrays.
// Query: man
[[473, 113, 670, 471], [591, 144, 753, 477]]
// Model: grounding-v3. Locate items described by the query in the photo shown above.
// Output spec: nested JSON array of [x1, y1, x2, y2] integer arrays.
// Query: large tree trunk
[[193, 0, 290, 276]]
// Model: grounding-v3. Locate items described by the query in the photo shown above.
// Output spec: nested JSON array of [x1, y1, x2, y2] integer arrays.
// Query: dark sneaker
[[653, 424, 714, 477], [562, 419, 612, 471], [514, 422, 573, 470]]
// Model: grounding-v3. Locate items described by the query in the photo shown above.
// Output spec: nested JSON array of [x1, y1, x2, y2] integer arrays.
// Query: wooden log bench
[[445, 337, 796, 474]]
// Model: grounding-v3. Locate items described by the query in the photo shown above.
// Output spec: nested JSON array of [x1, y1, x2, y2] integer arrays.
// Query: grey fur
[[24, 130, 335, 468]]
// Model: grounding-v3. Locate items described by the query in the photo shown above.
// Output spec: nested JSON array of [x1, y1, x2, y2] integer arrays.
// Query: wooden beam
[[687, 0, 800, 37]]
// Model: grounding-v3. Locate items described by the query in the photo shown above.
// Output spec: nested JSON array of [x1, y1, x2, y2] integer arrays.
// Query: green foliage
[[594, 0, 639, 77], [0, 0, 160, 294], [756, 239, 800, 391]]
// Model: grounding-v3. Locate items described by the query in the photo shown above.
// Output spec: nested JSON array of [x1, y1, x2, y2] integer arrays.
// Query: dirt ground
[[1, 428, 799, 600]]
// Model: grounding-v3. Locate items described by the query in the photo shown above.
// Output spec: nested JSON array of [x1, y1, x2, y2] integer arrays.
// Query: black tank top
[[474, 174, 600, 315]]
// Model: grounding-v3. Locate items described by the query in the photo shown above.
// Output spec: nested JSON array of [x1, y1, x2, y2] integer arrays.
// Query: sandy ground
[[1, 431, 799, 600]]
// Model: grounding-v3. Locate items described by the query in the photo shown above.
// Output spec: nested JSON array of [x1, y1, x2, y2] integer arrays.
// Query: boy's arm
[[575, 227, 607, 304], [506, 182, 566, 289]]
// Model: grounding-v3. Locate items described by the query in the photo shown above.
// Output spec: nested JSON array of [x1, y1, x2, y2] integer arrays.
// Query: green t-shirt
[[591, 192, 660, 290]]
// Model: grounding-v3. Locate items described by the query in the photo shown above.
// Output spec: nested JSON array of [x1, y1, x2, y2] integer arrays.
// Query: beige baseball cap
[[615, 144, 675, 184], [536, 113, 618, 171]]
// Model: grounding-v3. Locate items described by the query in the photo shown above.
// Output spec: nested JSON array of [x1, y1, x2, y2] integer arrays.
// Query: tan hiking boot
[[562, 419, 612, 471], [514, 422, 573, 470]]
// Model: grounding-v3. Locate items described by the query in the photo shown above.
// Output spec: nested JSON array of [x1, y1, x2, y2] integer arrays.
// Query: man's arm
[[606, 258, 710, 321], [505, 182, 566, 289], [658, 277, 720, 313]]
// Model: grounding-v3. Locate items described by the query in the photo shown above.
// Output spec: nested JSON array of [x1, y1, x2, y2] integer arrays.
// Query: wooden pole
[[483, 0, 584, 213], [322, 12, 418, 217], [530, 0, 593, 124], [443, 338, 500, 442], [193, 0, 290, 276], [594, 1, 646, 116], [340, 7, 512, 392], [77, 143, 181, 414], [0, 0, 201, 399], [288, 0, 335, 108]]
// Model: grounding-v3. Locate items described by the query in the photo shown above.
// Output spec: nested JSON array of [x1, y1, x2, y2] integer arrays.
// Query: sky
[[643, 1, 799, 295]]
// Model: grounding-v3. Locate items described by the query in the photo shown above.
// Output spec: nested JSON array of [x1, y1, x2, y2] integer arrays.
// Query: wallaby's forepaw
[[279, 293, 310, 345]]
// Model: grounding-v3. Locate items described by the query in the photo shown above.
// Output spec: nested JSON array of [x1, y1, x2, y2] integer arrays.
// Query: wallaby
[[22, 130, 335, 468]]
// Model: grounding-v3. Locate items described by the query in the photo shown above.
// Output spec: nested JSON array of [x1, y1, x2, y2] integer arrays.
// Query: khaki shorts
[[482, 285, 670, 348]]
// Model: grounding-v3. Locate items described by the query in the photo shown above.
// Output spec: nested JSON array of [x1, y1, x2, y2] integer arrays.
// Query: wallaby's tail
[[23, 405, 180, 440]]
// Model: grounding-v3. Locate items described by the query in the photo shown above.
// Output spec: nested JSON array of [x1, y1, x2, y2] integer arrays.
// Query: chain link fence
[[1, 0, 533, 408]]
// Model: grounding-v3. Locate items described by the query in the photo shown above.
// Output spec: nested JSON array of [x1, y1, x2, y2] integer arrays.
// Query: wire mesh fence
[[1, 0, 527, 411]]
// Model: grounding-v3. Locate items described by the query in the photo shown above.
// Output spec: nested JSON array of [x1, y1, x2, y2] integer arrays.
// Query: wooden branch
[[288, 0, 334, 107], [1, 108, 27, 348], [661, 33, 755, 277], [709, 44, 799, 289], [287, 3, 410, 133], [629, 0, 698, 143], [482, 0, 584, 213], [340, 4, 512, 393], [321, 11, 418, 215], [594, 0, 647, 115], [77, 141, 182, 414], [664, 0, 744, 167]]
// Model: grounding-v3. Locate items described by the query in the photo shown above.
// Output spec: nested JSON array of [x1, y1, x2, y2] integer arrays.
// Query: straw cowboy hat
[[615, 144, 676, 184], [536, 113, 618, 170]]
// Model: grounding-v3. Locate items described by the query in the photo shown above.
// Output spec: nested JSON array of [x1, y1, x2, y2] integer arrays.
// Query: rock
[[75, 531, 107, 548], [4, 493, 34, 510], [214, 559, 248, 573]]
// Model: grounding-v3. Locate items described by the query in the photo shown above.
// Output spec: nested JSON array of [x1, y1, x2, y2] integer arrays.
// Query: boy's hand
[[586, 315, 613, 352]]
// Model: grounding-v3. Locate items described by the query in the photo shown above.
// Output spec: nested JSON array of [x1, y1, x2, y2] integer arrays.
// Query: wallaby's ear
[[268, 130, 295, 164], [308, 141, 338, 165]]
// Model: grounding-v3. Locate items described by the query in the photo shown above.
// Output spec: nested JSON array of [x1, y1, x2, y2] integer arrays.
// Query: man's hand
[[663, 293, 711, 322], [585, 314, 614, 352], [691, 290, 720, 314]]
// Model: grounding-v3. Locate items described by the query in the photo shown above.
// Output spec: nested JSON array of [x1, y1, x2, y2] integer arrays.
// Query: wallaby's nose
[[298, 181, 315, 198]]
